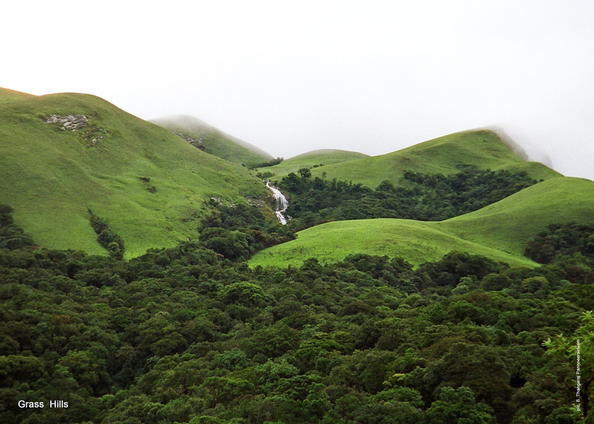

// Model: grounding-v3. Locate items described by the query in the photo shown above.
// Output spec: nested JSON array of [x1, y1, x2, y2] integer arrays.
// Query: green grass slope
[[0, 88, 266, 257], [438, 176, 594, 256], [257, 149, 368, 178], [305, 130, 560, 188], [0, 88, 34, 104], [250, 177, 594, 268], [249, 219, 536, 268], [152, 115, 273, 167]]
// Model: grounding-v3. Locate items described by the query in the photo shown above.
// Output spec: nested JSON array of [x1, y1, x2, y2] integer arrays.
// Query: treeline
[[198, 200, 295, 260], [278, 167, 538, 230], [0, 206, 592, 424], [88, 209, 125, 260], [248, 157, 283, 169], [525, 223, 594, 268], [0, 205, 34, 250]]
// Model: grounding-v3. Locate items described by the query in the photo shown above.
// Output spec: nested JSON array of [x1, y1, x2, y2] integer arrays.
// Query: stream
[[266, 181, 289, 225]]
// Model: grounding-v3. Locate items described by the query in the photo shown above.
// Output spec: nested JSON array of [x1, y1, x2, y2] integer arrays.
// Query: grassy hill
[[249, 177, 594, 268], [257, 149, 368, 177], [0, 88, 266, 257], [437, 176, 594, 256], [152, 115, 273, 167], [293, 130, 560, 188]]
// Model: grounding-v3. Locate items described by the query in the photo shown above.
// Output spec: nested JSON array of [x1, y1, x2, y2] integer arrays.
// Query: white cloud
[[3, 0, 593, 178]]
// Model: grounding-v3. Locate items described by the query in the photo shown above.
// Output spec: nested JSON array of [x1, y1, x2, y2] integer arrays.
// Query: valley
[[1, 87, 593, 424]]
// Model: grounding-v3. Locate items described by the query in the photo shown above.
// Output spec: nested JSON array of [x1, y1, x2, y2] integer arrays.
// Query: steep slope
[[0, 89, 266, 257], [152, 115, 273, 167], [303, 130, 559, 187], [249, 177, 594, 268], [257, 149, 368, 177]]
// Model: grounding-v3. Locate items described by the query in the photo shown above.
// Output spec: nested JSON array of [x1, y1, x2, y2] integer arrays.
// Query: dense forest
[[277, 167, 538, 230], [1, 169, 592, 424]]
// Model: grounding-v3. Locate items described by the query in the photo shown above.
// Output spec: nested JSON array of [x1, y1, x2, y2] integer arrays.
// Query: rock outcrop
[[45, 114, 89, 131], [176, 132, 205, 150], [45, 114, 105, 145]]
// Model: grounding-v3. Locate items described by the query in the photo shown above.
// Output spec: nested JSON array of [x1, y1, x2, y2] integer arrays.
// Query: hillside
[[0, 88, 267, 257], [297, 130, 559, 188], [249, 219, 536, 268], [152, 115, 273, 167], [437, 176, 594, 256], [249, 177, 594, 268], [257, 149, 368, 177]]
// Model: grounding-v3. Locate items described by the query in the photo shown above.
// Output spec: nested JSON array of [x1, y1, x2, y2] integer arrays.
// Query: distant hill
[[0, 88, 266, 257], [152, 115, 273, 167], [289, 130, 560, 187], [257, 149, 368, 177], [249, 177, 594, 267]]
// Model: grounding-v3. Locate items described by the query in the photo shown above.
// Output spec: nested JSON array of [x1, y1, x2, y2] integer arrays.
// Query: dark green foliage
[[0, 205, 34, 249], [416, 252, 503, 289], [279, 166, 538, 230], [138, 176, 157, 193], [255, 171, 275, 179], [88, 209, 125, 259], [0, 205, 34, 250], [249, 157, 284, 169], [198, 201, 295, 260], [1, 197, 592, 423], [425, 386, 495, 424], [525, 223, 594, 264], [0, 236, 591, 423]]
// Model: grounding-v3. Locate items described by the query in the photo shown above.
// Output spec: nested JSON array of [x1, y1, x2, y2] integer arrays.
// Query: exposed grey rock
[[45, 114, 104, 146], [45, 114, 89, 131], [175, 132, 205, 150]]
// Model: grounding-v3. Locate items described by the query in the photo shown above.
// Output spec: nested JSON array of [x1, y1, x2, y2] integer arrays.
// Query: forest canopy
[[0, 165, 591, 424]]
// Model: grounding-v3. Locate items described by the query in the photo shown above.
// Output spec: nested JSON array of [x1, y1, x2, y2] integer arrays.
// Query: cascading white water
[[266, 181, 289, 225]]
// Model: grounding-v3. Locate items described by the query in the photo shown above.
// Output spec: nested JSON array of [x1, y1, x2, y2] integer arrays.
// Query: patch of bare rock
[[45, 114, 89, 131]]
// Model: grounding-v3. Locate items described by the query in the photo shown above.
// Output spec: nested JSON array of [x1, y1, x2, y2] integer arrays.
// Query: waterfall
[[266, 181, 289, 225]]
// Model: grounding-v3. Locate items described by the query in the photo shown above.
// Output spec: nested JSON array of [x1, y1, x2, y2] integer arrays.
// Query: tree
[[425, 386, 495, 424], [545, 311, 594, 420]]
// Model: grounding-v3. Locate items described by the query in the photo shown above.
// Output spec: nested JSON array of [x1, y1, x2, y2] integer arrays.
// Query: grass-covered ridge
[[0, 88, 267, 257], [257, 149, 368, 177], [437, 176, 594, 256], [299, 130, 559, 187], [152, 115, 273, 167], [250, 177, 594, 267], [250, 218, 536, 268]]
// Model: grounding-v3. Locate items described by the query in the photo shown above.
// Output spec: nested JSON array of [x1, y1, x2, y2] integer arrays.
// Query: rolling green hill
[[249, 177, 594, 268], [152, 115, 273, 167], [0, 88, 267, 257], [257, 149, 368, 177], [436, 176, 594, 256], [295, 130, 559, 188]]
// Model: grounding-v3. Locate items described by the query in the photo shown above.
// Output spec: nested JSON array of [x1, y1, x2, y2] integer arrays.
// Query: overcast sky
[[3, 0, 594, 179]]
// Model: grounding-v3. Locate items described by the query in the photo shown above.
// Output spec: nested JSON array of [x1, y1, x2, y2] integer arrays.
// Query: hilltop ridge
[[152, 115, 273, 167], [0, 89, 266, 256], [257, 149, 368, 177], [263, 130, 559, 186]]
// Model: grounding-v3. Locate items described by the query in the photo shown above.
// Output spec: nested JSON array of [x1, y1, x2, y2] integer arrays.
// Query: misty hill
[[257, 149, 368, 177], [268, 130, 560, 186], [152, 115, 273, 167], [0, 88, 266, 257], [249, 176, 594, 267]]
